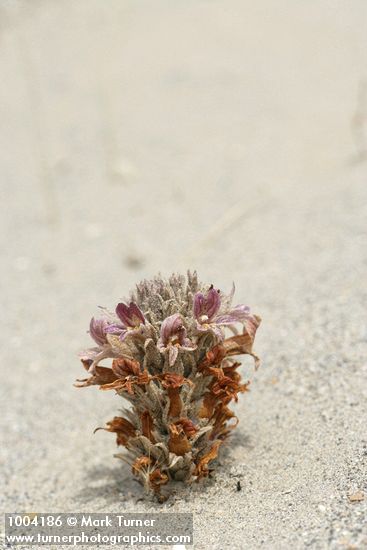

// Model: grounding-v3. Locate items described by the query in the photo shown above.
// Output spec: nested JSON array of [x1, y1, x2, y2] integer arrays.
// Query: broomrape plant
[[76, 272, 260, 500]]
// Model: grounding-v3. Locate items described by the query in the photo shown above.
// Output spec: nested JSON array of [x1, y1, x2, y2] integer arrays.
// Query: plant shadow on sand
[[75, 430, 253, 506], [75, 462, 142, 506]]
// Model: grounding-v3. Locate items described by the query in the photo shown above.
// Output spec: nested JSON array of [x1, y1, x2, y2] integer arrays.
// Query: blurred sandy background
[[1, 1, 367, 549]]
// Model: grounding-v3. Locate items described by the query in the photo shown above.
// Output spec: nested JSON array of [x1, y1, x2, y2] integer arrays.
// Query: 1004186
[[7, 514, 63, 527]]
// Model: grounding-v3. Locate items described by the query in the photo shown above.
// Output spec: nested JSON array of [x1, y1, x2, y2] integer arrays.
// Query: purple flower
[[89, 317, 110, 346], [116, 302, 145, 327], [215, 305, 251, 325], [193, 286, 251, 340], [194, 286, 221, 322], [82, 317, 115, 373], [157, 313, 196, 366], [105, 302, 146, 341]]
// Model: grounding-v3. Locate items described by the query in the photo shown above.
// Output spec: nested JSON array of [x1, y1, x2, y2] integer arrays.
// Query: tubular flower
[[99, 357, 151, 395], [94, 417, 136, 446], [89, 317, 111, 346], [76, 272, 261, 500], [159, 373, 193, 418], [157, 313, 196, 366], [168, 423, 192, 455], [79, 317, 116, 373], [194, 285, 251, 340], [105, 302, 147, 341]]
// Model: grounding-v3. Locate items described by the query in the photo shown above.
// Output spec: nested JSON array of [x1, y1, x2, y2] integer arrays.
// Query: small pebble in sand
[[347, 491, 364, 503]]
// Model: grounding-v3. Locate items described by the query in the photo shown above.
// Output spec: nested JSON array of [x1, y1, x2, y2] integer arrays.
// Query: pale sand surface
[[1, 2, 367, 549]]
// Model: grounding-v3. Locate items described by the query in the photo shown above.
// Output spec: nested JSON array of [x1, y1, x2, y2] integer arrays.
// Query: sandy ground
[[1, 1, 367, 549]]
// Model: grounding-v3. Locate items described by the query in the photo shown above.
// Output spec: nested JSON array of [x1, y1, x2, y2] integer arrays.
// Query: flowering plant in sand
[[76, 272, 260, 500]]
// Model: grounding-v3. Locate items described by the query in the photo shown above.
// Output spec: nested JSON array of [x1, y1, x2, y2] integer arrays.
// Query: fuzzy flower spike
[[76, 272, 261, 500]]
